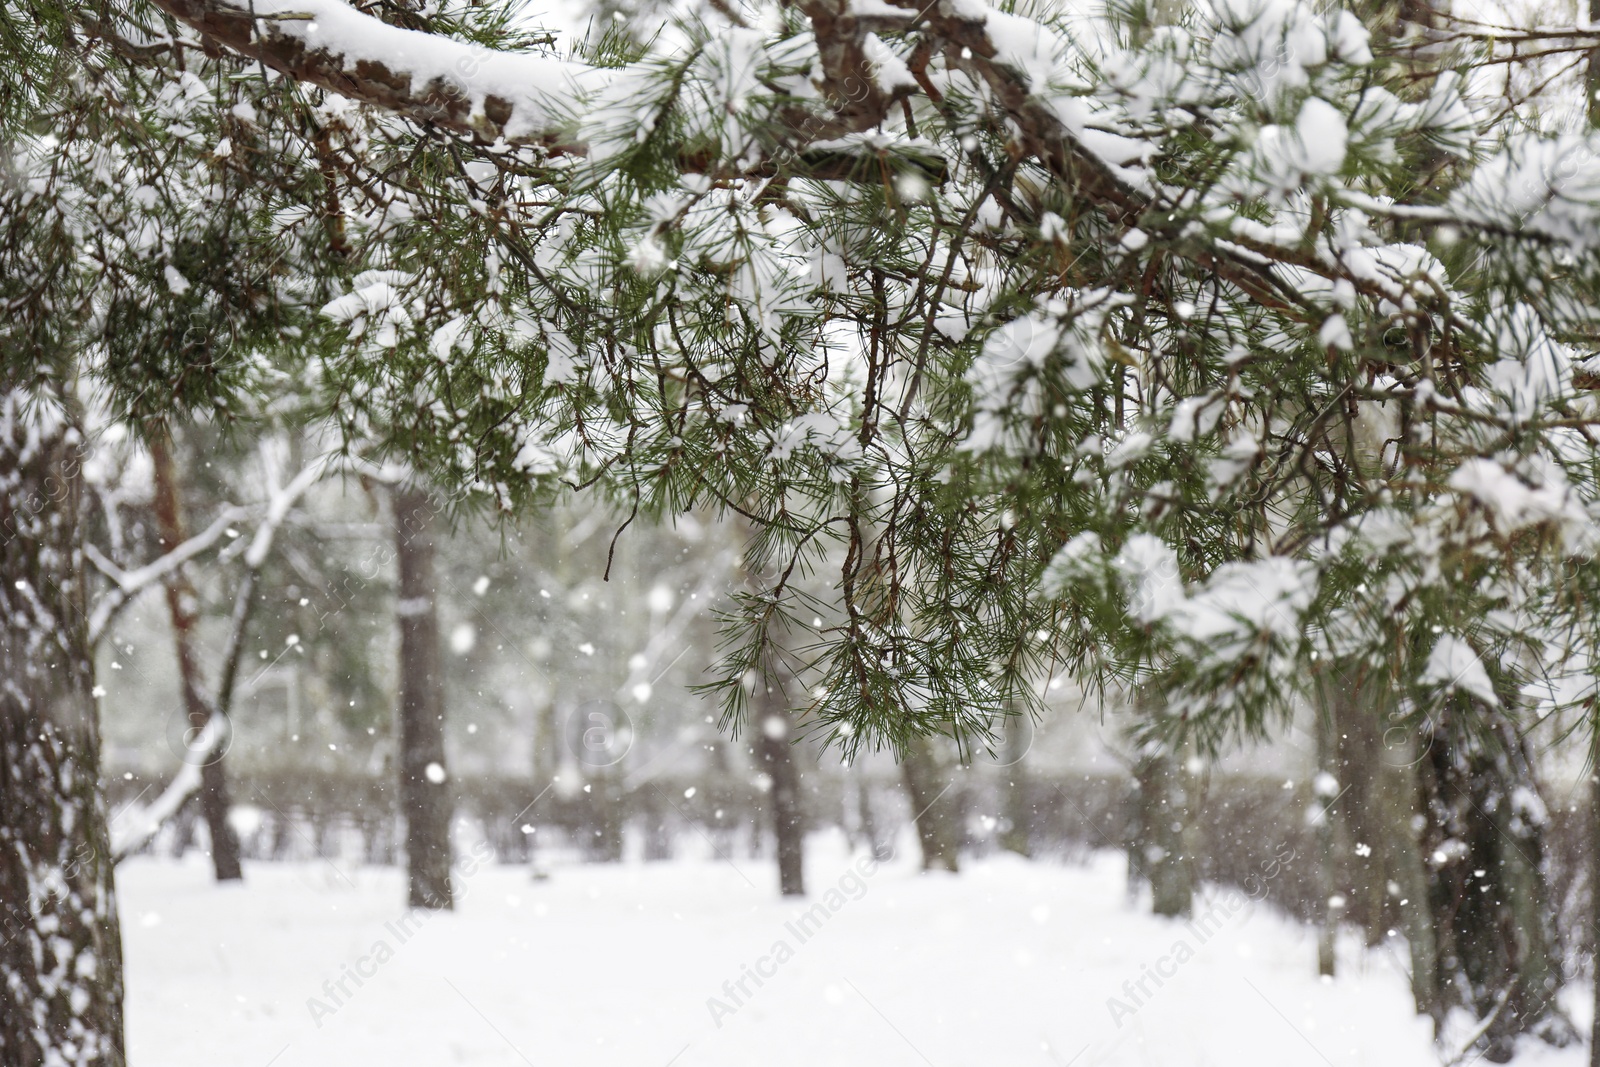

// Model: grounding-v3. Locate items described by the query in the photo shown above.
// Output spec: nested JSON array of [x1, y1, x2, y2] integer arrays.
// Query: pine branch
[[143, 0, 582, 148], [140, 0, 951, 179]]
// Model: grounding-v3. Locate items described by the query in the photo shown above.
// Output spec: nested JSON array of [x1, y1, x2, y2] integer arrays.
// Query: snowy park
[[122, 845, 1464, 1067], [13, 0, 1600, 1063]]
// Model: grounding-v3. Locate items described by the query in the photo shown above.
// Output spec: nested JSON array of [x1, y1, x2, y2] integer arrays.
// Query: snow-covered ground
[[120, 833, 1587, 1066]]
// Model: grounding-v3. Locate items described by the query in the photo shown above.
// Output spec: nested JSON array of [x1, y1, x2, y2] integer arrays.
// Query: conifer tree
[[10, 0, 1600, 1059]]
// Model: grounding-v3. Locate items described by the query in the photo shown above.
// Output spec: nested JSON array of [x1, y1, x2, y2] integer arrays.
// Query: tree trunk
[[528, 698, 557, 876], [1580, 14, 1600, 1056], [1131, 686, 1194, 918], [393, 484, 453, 910], [901, 734, 960, 872], [1590, 0, 1600, 131], [148, 429, 241, 882], [1385, 739, 1441, 1026], [585, 766, 624, 863], [1133, 743, 1194, 918], [1587, 12, 1600, 1063], [999, 700, 1033, 857], [755, 676, 805, 896], [1327, 670, 1389, 947], [736, 518, 807, 894], [0, 389, 125, 1066], [1419, 700, 1575, 1060], [1591, 729, 1600, 1067], [1313, 700, 1340, 977], [855, 771, 885, 859], [1321, 659, 1440, 1018]]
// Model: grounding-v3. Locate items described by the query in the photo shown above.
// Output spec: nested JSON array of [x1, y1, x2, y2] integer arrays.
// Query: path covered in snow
[[119, 835, 1584, 1066]]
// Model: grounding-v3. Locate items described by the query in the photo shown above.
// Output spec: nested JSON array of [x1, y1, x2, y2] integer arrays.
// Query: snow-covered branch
[[143, 0, 586, 148], [86, 504, 249, 646], [101, 449, 334, 859], [244, 452, 336, 569], [140, 0, 946, 180], [109, 716, 224, 863]]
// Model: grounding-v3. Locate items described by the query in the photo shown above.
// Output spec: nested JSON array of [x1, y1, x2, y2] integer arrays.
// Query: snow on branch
[[142, 0, 949, 181], [143, 0, 588, 147], [103, 449, 336, 860], [86, 450, 332, 646], [110, 716, 225, 863], [86, 504, 249, 646], [140, 0, 1498, 327], [244, 452, 336, 569]]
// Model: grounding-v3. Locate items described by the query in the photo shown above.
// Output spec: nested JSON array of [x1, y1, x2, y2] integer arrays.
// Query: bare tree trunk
[[999, 700, 1033, 857], [586, 765, 624, 863], [1591, 728, 1600, 1067], [148, 430, 241, 882], [1590, 0, 1600, 131], [1134, 744, 1194, 918], [737, 518, 807, 895], [1312, 699, 1340, 977], [855, 771, 885, 859], [755, 676, 805, 895], [901, 734, 960, 872], [1379, 731, 1441, 1026], [1420, 699, 1574, 1060], [1132, 686, 1194, 918], [0, 389, 125, 1065], [394, 485, 452, 910], [1321, 660, 1440, 1019], [1327, 672, 1388, 947], [1583, 14, 1600, 1058]]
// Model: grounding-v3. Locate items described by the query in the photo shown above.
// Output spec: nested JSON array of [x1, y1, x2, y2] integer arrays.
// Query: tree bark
[[1586, 15, 1600, 1066], [0, 388, 125, 1066], [137, 0, 942, 186], [1419, 700, 1575, 1060], [585, 764, 624, 863], [755, 675, 805, 896], [141, 0, 576, 149], [393, 484, 453, 910], [148, 429, 242, 882], [1589, 0, 1600, 132], [1133, 743, 1194, 918], [1591, 729, 1600, 1067], [855, 770, 885, 859], [1320, 662, 1438, 1016], [999, 700, 1033, 857], [1383, 736, 1441, 1025], [1132, 686, 1194, 918], [1327, 670, 1389, 947], [901, 734, 960, 872], [1313, 700, 1340, 977], [737, 519, 807, 895]]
